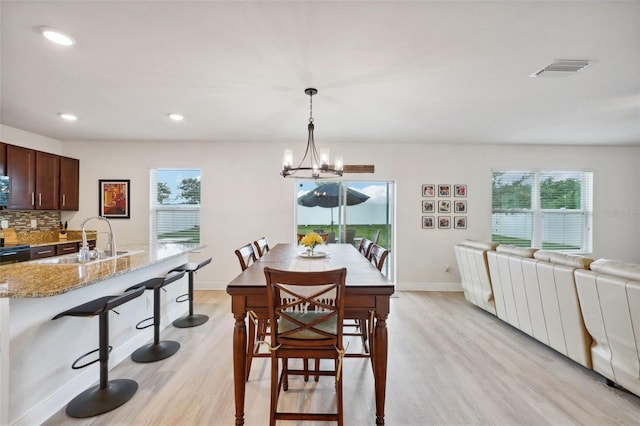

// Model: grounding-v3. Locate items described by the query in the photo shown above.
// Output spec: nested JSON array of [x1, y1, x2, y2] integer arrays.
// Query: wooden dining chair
[[296, 233, 305, 244], [234, 243, 257, 271], [254, 236, 270, 258], [358, 238, 373, 259], [371, 229, 381, 245], [263, 267, 347, 426], [369, 243, 390, 272]]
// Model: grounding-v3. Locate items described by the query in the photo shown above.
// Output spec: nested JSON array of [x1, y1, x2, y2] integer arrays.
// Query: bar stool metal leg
[[171, 258, 212, 328], [52, 287, 145, 418], [130, 270, 185, 363], [66, 312, 138, 418]]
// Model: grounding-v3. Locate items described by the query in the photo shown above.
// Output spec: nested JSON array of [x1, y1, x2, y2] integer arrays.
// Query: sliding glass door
[[296, 180, 394, 277]]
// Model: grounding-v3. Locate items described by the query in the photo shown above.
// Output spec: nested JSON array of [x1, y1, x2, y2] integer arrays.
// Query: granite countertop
[[0, 242, 203, 298]]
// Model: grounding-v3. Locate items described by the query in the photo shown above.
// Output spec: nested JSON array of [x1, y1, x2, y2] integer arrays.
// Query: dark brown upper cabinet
[[59, 156, 79, 211], [6, 145, 61, 210]]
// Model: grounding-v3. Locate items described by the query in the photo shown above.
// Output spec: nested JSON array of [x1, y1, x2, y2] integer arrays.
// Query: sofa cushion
[[496, 245, 537, 258], [459, 240, 497, 251], [590, 259, 640, 281], [534, 251, 593, 269]]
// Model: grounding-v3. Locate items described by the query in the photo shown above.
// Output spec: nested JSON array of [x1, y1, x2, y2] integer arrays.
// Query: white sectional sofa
[[575, 259, 640, 396], [454, 240, 497, 314], [455, 241, 640, 398], [486, 246, 593, 367]]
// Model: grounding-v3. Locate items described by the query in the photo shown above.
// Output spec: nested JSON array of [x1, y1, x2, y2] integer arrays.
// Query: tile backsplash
[[0, 210, 62, 232]]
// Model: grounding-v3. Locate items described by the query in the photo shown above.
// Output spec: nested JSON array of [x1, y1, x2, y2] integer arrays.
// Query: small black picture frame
[[438, 216, 451, 229], [454, 216, 467, 229], [422, 216, 435, 229]]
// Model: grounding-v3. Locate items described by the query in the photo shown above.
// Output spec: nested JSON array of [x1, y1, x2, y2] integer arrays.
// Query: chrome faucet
[[80, 216, 116, 258]]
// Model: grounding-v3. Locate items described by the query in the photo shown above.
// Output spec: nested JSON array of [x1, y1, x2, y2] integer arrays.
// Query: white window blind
[[149, 169, 201, 245], [491, 170, 593, 253]]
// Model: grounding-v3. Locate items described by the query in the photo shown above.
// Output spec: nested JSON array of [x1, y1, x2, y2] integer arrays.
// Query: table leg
[[373, 314, 388, 426], [233, 312, 247, 425]]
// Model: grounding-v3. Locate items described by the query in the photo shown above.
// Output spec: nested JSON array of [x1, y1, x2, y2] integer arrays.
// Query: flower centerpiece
[[300, 232, 324, 256]]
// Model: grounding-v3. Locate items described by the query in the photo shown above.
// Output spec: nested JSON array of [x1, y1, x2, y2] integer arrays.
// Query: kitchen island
[[0, 242, 203, 425]]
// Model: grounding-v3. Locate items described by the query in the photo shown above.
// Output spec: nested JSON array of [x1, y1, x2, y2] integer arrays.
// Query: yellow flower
[[300, 232, 323, 248]]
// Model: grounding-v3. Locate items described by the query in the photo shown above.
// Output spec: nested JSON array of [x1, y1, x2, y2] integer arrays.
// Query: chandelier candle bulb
[[283, 149, 293, 170]]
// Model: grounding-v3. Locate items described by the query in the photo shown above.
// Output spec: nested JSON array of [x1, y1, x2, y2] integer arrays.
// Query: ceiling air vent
[[530, 60, 593, 78]]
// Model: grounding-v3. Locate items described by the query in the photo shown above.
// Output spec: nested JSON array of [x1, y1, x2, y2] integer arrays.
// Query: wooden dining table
[[226, 243, 395, 425]]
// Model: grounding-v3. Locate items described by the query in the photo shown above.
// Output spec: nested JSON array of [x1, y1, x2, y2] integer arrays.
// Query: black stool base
[[131, 340, 180, 363], [173, 314, 209, 328], [66, 379, 138, 418]]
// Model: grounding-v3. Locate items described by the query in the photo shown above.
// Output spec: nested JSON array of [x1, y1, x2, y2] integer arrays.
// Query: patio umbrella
[[297, 182, 370, 232]]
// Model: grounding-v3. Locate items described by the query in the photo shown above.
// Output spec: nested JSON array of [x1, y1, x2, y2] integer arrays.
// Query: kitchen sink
[[29, 250, 144, 265]]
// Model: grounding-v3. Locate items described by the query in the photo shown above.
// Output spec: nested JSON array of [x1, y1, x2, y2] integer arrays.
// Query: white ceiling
[[1, 1, 639, 146]]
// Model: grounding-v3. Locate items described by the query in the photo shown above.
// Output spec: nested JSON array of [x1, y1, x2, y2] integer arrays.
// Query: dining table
[[226, 243, 395, 425]]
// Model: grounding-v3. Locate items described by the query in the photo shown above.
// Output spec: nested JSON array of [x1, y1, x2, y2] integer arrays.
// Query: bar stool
[[128, 270, 186, 363], [52, 286, 145, 418], [169, 257, 212, 328]]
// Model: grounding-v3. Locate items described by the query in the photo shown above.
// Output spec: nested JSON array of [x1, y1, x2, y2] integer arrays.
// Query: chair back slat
[[253, 237, 270, 258], [369, 243, 390, 272], [235, 243, 257, 271], [359, 238, 373, 258]]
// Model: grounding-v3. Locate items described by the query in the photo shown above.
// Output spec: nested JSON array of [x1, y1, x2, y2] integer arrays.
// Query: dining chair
[[358, 238, 373, 259], [263, 267, 347, 425], [235, 243, 268, 380], [296, 233, 305, 244], [369, 243, 390, 272], [235, 243, 257, 271], [254, 236, 270, 258], [319, 233, 330, 245], [371, 229, 381, 245]]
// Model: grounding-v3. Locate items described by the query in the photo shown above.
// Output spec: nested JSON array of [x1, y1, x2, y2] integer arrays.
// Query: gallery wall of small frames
[[421, 184, 467, 229]]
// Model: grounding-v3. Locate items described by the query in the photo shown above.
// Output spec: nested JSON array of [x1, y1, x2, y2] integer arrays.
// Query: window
[[149, 169, 201, 244], [491, 170, 593, 253]]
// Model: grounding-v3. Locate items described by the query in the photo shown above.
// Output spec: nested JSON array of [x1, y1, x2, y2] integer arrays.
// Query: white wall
[[2, 125, 639, 290]]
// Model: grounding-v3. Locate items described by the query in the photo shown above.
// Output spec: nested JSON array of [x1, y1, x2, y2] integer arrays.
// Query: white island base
[[0, 244, 197, 425]]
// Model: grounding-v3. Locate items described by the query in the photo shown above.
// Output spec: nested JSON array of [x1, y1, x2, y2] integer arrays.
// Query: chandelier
[[281, 88, 343, 179]]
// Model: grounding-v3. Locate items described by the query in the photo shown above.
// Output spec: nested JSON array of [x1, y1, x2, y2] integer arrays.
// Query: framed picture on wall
[[422, 216, 435, 229], [422, 184, 435, 197], [454, 184, 467, 197], [438, 216, 451, 229], [99, 179, 130, 219], [422, 199, 435, 213], [438, 200, 451, 213], [438, 184, 451, 197], [454, 200, 467, 213], [454, 216, 467, 229]]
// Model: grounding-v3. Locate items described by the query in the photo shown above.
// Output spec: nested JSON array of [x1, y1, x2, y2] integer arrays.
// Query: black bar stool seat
[[170, 257, 212, 328], [127, 270, 185, 363], [52, 286, 145, 418]]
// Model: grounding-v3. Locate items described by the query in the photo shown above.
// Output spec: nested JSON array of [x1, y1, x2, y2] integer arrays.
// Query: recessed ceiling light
[[40, 27, 76, 46], [168, 113, 184, 121], [59, 113, 78, 121]]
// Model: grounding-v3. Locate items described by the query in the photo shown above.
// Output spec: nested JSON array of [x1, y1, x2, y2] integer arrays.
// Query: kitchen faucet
[[80, 215, 116, 258]]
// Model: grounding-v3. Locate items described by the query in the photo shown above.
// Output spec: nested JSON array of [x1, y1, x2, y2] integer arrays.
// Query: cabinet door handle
[[62, 194, 66, 207], [31, 193, 35, 206], [38, 193, 42, 206], [61, 247, 75, 252], [36, 249, 53, 255]]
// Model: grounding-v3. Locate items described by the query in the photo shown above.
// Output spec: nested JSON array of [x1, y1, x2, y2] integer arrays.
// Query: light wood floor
[[44, 291, 640, 425]]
